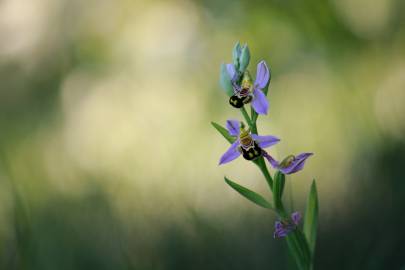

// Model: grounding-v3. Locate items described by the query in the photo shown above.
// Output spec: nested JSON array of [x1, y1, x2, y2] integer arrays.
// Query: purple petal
[[262, 151, 280, 168], [226, 63, 236, 80], [251, 134, 280, 148], [226, 120, 240, 137], [274, 229, 288, 238], [274, 221, 287, 238], [280, 153, 313, 174], [274, 220, 297, 238], [274, 226, 292, 238], [254, 60, 270, 89], [291, 212, 302, 225], [251, 88, 269, 115], [295, 152, 314, 160], [231, 80, 241, 93], [219, 140, 241, 165]]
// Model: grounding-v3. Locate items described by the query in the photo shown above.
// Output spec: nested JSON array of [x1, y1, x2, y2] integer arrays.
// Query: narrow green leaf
[[250, 106, 258, 126], [273, 171, 285, 211], [219, 63, 234, 97], [211, 122, 235, 144], [295, 229, 313, 268], [304, 179, 319, 256], [224, 177, 272, 209], [287, 230, 312, 270], [286, 234, 307, 270]]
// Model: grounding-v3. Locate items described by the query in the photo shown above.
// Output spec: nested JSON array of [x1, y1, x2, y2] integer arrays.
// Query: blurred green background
[[1, 0, 405, 269]]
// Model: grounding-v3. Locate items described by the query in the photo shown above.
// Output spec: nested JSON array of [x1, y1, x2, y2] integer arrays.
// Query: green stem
[[244, 106, 272, 190], [242, 104, 311, 269], [250, 100, 260, 135], [256, 157, 273, 191], [280, 200, 312, 269], [288, 179, 295, 213], [247, 86, 312, 269], [240, 106, 272, 189], [250, 106, 258, 128], [286, 234, 306, 270], [240, 107, 253, 130], [295, 229, 313, 265]]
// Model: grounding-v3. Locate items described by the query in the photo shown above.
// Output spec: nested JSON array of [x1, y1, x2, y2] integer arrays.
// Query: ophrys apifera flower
[[274, 212, 302, 238], [263, 152, 313, 175], [219, 120, 280, 165], [227, 60, 270, 115]]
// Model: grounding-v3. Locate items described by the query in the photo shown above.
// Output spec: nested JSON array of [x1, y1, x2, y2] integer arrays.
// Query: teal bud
[[219, 63, 234, 97], [239, 44, 250, 73], [232, 41, 241, 70]]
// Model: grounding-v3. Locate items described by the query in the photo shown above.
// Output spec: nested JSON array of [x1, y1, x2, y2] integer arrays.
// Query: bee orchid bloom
[[219, 120, 280, 165], [227, 61, 270, 115], [263, 152, 313, 175], [274, 212, 302, 238]]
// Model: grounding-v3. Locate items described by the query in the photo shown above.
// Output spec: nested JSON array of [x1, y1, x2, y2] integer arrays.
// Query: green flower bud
[[232, 41, 241, 70], [239, 44, 250, 73]]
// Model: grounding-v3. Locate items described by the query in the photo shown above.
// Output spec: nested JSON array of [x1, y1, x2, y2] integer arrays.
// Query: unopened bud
[[239, 44, 250, 73]]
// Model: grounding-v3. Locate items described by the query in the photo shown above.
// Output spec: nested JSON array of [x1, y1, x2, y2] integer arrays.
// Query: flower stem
[[250, 106, 258, 127], [256, 157, 273, 191], [241, 107, 272, 189], [242, 105, 312, 269], [240, 107, 254, 131], [279, 201, 311, 269], [278, 195, 312, 269]]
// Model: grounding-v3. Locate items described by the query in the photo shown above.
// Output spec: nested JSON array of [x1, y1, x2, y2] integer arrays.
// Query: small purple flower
[[263, 152, 313, 175], [219, 120, 280, 165], [227, 61, 270, 115], [291, 212, 302, 225], [274, 212, 302, 238]]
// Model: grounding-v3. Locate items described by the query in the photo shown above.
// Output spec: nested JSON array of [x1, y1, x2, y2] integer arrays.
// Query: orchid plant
[[212, 42, 319, 270]]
